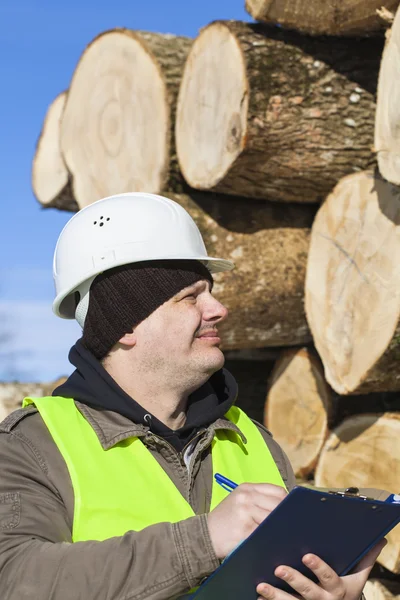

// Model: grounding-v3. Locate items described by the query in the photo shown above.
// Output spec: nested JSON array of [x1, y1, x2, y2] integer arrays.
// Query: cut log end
[[315, 413, 400, 489], [315, 413, 400, 572], [265, 348, 331, 478], [305, 171, 400, 394], [375, 4, 400, 185], [61, 29, 170, 208], [32, 92, 72, 207], [364, 580, 400, 600], [176, 22, 248, 190]]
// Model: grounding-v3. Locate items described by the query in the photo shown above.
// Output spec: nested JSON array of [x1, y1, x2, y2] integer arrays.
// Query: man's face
[[133, 279, 228, 388]]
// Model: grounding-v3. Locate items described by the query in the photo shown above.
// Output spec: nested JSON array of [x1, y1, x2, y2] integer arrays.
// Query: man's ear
[[118, 330, 137, 348]]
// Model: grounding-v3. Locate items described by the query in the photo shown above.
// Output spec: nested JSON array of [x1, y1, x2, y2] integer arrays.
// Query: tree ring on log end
[[375, 3, 400, 186], [176, 22, 248, 189], [265, 348, 330, 478], [60, 29, 169, 208], [32, 92, 73, 208], [305, 171, 400, 394]]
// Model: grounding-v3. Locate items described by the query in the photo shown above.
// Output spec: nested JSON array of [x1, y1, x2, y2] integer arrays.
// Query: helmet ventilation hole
[[93, 216, 111, 227]]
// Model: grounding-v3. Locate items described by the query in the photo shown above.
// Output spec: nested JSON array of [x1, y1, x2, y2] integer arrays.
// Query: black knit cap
[[82, 260, 213, 359]]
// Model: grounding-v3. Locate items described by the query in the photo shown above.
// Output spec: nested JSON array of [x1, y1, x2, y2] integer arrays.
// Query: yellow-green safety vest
[[23, 396, 286, 542]]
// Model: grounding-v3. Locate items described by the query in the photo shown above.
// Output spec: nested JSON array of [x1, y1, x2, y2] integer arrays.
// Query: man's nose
[[204, 295, 228, 323]]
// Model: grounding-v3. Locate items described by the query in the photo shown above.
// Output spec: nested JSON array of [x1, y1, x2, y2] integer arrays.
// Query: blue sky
[[0, 0, 251, 382]]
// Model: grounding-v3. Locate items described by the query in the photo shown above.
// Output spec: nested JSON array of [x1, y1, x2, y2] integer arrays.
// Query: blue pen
[[214, 473, 238, 493], [386, 494, 400, 504]]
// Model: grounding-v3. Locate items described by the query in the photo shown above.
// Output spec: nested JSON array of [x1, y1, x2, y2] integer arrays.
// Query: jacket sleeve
[[0, 428, 219, 600]]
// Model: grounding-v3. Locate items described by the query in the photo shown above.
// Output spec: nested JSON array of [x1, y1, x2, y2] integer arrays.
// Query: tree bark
[[60, 29, 191, 209], [305, 171, 400, 394], [176, 21, 382, 204], [32, 92, 77, 211], [265, 348, 331, 478], [166, 191, 316, 349], [245, 0, 399, 36], [136, 31, 192, 194], [375, 6, 400, 185], [314, 413, 400, 573]]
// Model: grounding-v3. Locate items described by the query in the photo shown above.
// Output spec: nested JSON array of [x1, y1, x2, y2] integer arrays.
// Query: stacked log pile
[[30, 0, 400, 589], [0, 379, 67, 419]]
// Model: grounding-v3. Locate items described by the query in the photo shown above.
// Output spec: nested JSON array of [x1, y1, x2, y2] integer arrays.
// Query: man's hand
[[207, 483, 287, 560], [256, 538, 387, 600]]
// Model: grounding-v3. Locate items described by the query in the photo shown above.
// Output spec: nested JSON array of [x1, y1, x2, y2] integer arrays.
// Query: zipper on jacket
[[181, 429, 206, 455]]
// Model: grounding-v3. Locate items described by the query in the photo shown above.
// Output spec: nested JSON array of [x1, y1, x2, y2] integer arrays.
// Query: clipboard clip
[[328, 487, 374, 501]]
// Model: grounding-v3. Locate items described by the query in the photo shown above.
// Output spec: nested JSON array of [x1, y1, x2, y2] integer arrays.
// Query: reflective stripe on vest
[[23, 396, 286, 542]]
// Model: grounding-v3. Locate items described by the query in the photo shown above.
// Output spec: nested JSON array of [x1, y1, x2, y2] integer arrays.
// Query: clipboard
[[191, 486, 400, 599]]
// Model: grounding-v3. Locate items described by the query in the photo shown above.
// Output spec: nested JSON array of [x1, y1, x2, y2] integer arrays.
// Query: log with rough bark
[[166, 191, 315, 348], [245, 0, 399, 36], [60, 29, 191, 209], [32, 92, 77, 211], [176, 21, 382, 203], [315, 413, 400, 573], [365, 580, 400, 600], [265, 348, 331, 478], [375, 4, 400, 185], [305, 171, 400, 394]]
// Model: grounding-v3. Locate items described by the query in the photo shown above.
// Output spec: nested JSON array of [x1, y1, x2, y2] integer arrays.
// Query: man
[[0, 193, 384, 599]]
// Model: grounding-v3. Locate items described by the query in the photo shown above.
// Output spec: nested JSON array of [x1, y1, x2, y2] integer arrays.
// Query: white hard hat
[[53, 192, 234, 326]]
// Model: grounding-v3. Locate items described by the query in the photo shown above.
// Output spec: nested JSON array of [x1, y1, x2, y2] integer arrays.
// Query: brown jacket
[[0, 401, 297, 600]]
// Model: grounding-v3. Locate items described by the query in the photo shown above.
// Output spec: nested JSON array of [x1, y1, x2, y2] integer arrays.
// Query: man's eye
[[184, 295, 196, 301]]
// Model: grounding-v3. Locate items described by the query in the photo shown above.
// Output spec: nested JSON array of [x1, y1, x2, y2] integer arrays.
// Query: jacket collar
[[56, 340, 239, 453], [76, 401, 246, 451]]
